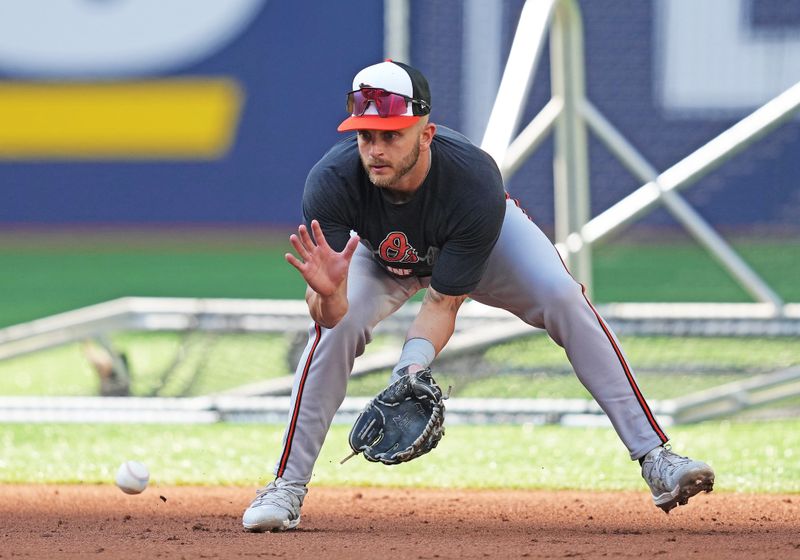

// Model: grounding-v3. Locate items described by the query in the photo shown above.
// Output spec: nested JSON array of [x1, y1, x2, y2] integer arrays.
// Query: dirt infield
[[3, 484, 798, 559]]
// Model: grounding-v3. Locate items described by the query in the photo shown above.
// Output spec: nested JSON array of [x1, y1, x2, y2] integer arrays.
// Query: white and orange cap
[[337, 60, 432, 132]]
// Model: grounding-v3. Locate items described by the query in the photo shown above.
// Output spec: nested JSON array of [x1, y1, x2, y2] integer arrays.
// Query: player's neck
[[383, 150, 432, 203]]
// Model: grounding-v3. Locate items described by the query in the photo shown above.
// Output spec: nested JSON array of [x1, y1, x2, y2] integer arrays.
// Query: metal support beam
[[550, 0, 591, 288], [581, 80, 800, 246], [481, 0, 558, 163], [500, 97, 563, 179], [462, 0, 503, 143], [384, 0, 410, 62], [581, 100, 784, 308], [480, 0, 791, 305]]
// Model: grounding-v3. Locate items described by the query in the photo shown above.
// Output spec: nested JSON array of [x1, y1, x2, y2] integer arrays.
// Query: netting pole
[[384, 0, 410, 63], [550, 0, 592, 292], [481, 0, 558, 164]]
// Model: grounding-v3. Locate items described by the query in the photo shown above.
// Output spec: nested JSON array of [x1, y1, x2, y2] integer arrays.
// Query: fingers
[[289, 233, 311, 261], [285, 252, 304, 271], [288, 221, 359, 266], [341, 234, 360, 262], [289, 221, 319, 263], [297, 223, 315, 252], [310, 220, 330, 250]]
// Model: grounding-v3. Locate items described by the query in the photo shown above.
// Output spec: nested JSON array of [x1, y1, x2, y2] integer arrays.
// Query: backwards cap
[[337, 60, 431, 132]]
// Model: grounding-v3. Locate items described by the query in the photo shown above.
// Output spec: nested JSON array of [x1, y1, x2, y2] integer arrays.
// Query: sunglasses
[[345, 87, 430, 118]]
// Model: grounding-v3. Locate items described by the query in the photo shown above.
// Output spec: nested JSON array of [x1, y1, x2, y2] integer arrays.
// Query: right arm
[[390, 286, 467, 380], [405, 287, 467, 359], [285, 219, 360, 328]]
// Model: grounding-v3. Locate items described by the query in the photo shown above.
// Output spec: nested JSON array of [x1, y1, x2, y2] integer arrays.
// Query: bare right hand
[[285, 220, 360, 297]]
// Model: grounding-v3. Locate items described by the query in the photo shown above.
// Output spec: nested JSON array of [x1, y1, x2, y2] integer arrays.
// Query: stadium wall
[[0, 0, 797, 231]]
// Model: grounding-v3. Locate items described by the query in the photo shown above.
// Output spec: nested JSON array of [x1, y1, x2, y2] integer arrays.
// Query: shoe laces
[[251, 479, 305, 510], [645, 444, 691, 481]]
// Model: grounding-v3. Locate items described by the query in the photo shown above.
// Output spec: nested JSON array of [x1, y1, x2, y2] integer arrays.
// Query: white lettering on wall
[[656, 0, 800, 116], [0, 0, 267, 78]]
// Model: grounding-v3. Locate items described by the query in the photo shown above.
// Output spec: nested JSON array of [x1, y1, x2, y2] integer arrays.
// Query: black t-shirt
[[302, 126, 506, 296]]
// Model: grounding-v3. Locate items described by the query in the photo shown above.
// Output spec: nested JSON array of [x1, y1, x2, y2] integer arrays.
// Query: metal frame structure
[[481, 0, 799, 312], [5, 296, 798, 370], [2, 296, 799, 424]]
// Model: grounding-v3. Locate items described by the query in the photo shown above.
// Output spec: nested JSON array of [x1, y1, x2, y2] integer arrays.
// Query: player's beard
[[363, 139, 420, 189]]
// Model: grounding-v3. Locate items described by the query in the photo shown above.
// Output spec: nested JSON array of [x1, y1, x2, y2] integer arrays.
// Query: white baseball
[[115, 460, 150, 494]]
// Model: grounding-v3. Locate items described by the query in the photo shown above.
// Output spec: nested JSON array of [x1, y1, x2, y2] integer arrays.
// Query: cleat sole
[[654, 474, 714, 514], [243, 516, 300, 532]]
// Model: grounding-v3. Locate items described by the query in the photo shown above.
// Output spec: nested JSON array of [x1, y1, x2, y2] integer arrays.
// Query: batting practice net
[[1, 297, 798, 426]]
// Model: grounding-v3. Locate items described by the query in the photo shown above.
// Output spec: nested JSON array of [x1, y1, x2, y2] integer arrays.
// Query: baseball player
[[242, 60, 715, 532]]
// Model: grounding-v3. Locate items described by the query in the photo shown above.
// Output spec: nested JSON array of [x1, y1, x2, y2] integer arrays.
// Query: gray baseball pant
[[273, 200, 668, 483]]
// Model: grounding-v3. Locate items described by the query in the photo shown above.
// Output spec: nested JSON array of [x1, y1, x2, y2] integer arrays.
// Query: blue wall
[[0, 1, 383, 226], [1, 0, 798, 230]]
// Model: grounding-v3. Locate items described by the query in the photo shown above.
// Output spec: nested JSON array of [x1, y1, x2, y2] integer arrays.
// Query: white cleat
[[242, 478, 307, 532], [641, 445, 714, 513]]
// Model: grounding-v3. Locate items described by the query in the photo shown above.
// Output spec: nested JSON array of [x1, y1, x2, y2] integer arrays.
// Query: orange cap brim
[[337, 115, 420, 132]]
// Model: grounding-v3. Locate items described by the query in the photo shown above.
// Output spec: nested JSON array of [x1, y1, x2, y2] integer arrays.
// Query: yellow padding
[[0, 78, 244, 159]]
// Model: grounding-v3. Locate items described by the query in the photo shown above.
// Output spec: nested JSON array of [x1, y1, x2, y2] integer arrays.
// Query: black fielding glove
[[344, 368, 447, 465]]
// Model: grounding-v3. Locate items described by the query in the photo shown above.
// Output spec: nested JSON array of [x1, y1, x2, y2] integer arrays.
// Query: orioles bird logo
[[378, 231, 419, 263]]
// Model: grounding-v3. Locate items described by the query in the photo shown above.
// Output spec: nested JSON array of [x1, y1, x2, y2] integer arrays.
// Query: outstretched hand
[[285, 220, 360, 297]]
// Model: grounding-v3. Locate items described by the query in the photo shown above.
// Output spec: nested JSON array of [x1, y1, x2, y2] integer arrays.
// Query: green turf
[[592, 238, 800, 303], [1, 420, 797, 493], [1, 234, 797, 495], [0, 250, 305, 328], [1, 235, 797, 328]]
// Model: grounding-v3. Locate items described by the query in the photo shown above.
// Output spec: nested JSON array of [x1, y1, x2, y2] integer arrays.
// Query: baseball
[[115, 460, 150, 494]]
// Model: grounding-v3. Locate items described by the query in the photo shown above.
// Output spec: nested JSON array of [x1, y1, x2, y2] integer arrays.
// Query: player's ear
[[419, 120, 436, 152]]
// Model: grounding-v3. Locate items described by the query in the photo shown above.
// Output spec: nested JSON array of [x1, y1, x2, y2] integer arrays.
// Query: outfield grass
[[0, 249, 303, 328], [1, 420, 797, 493], [1, 234, 798, 328], [1, 234, 797, 494], [592, 238, 800, 303]]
